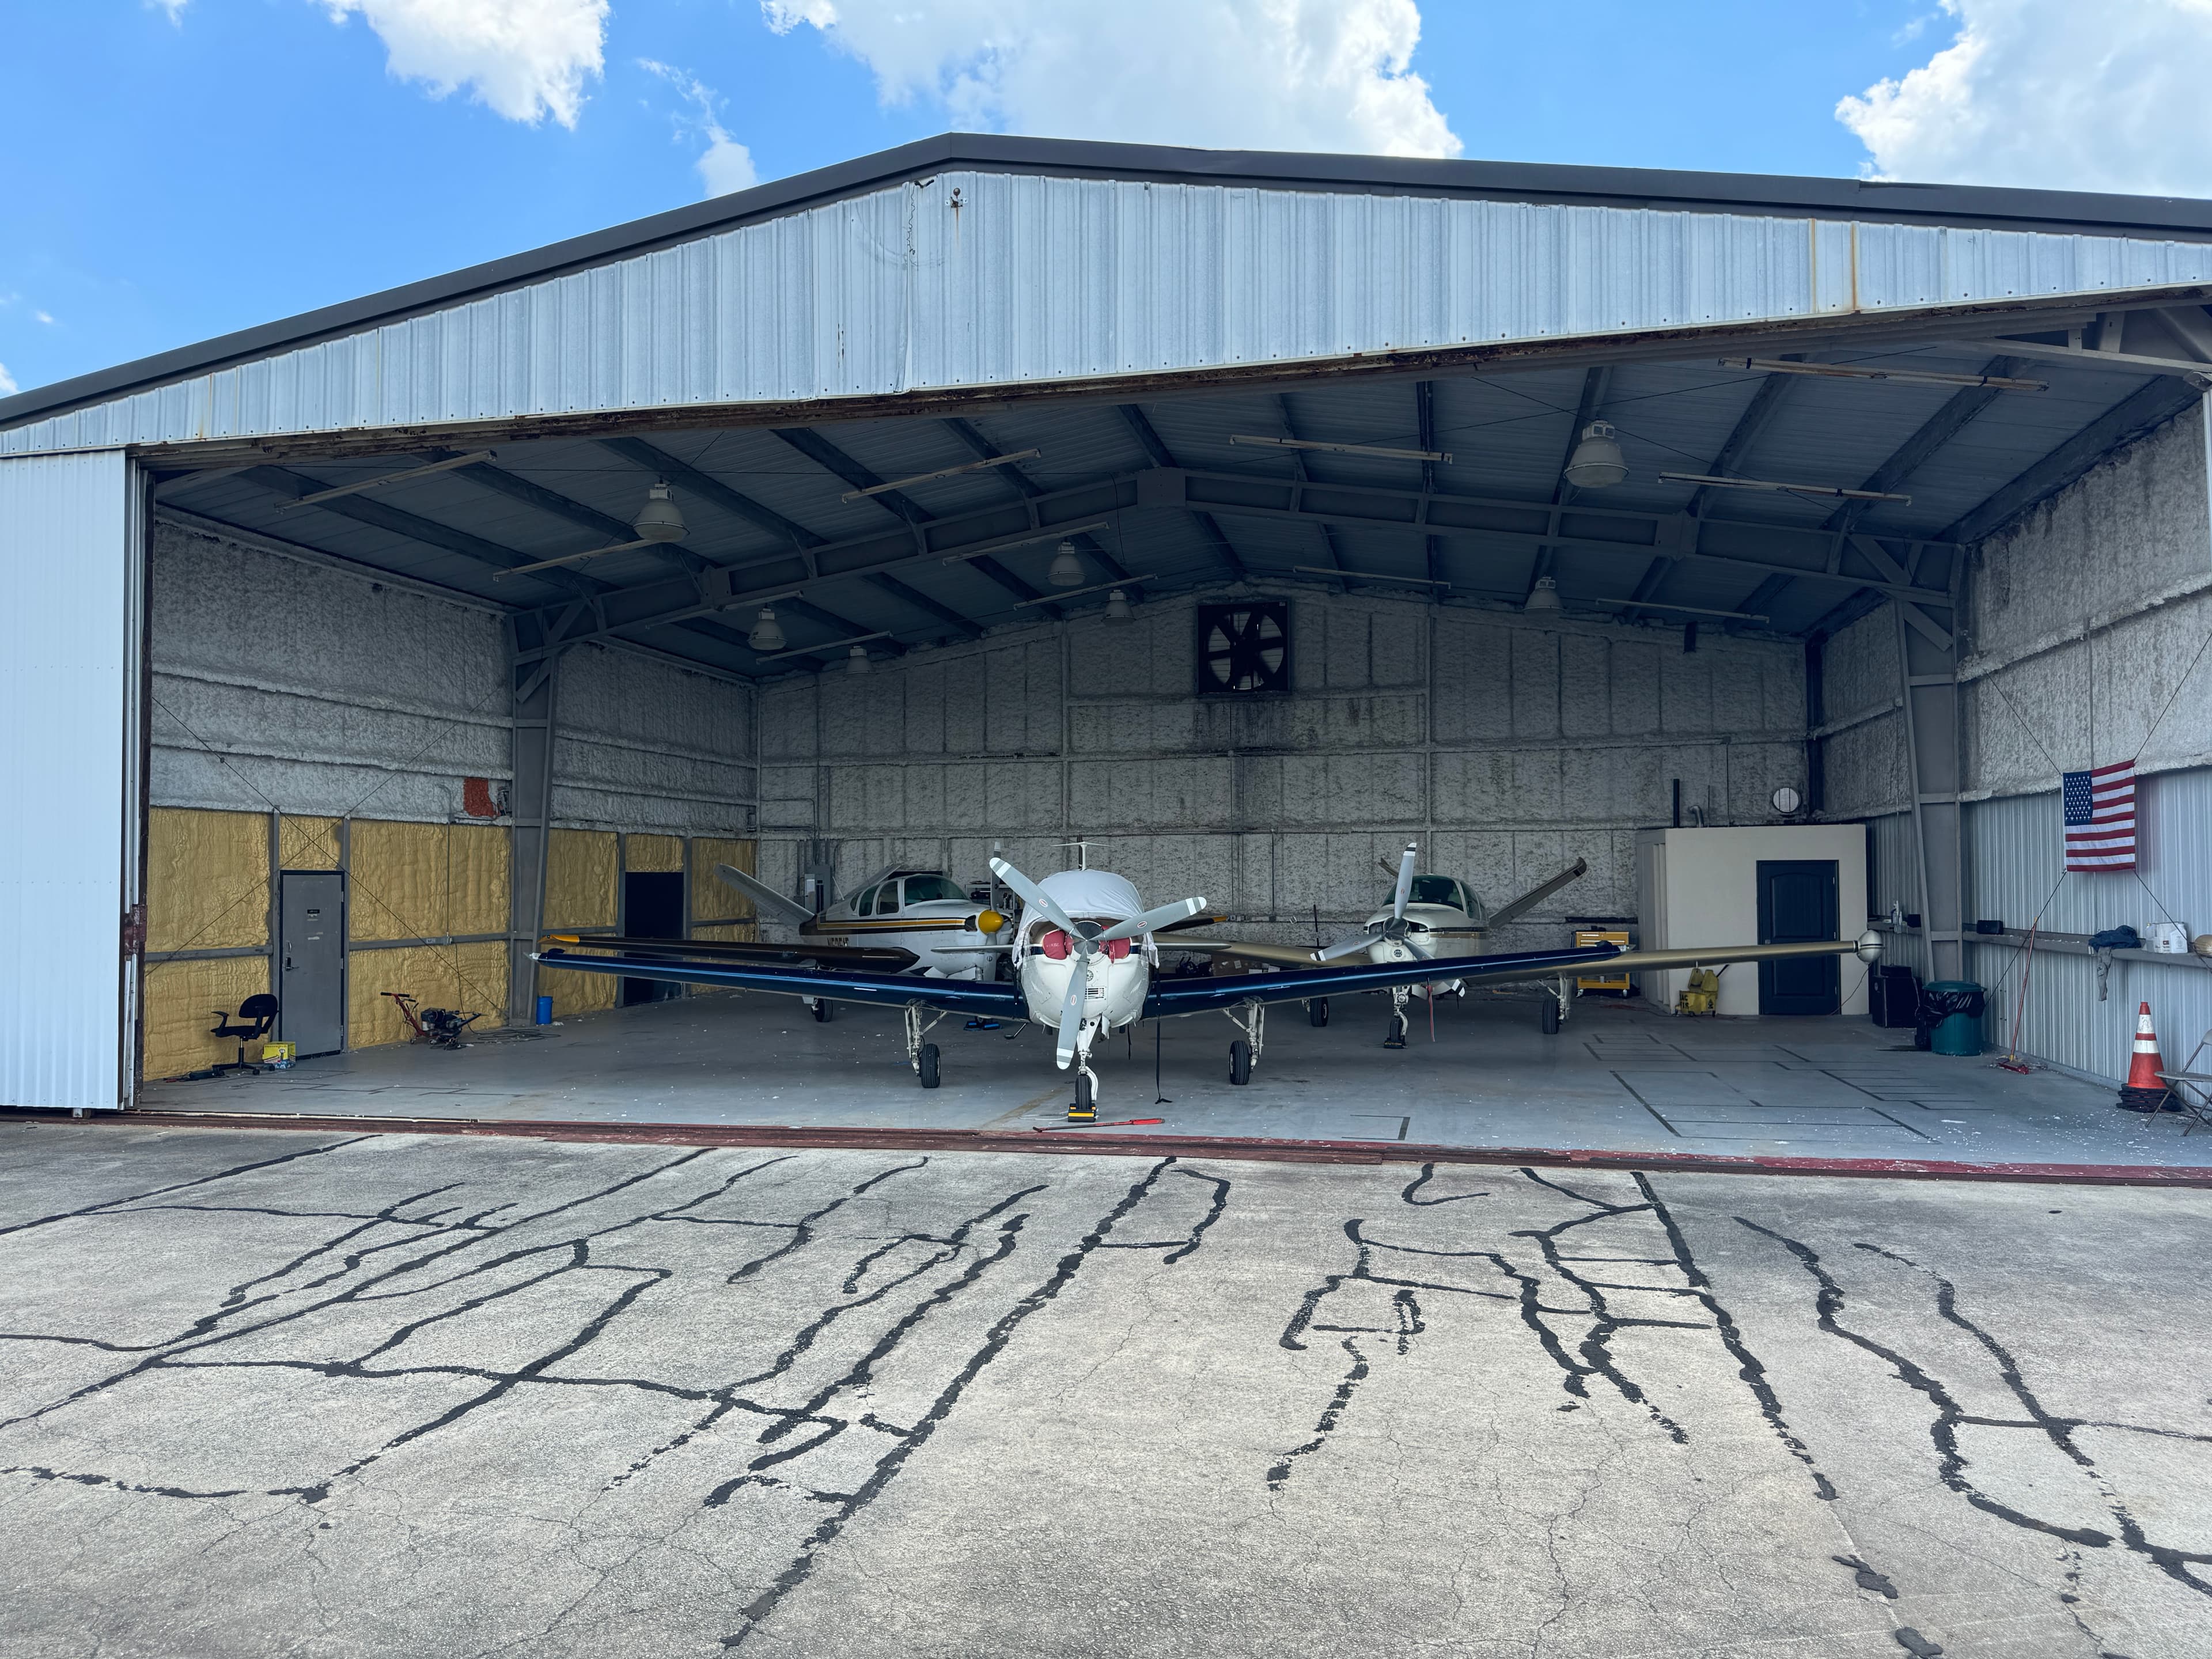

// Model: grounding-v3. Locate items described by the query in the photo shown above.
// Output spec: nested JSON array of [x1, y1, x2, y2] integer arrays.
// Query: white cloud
[[762, 0, 1459, 158], [0, 363, 17, 396], [1838, 0, 2212, 193], [149, 0, 188, 20], [33, 310, 54, 326], [321, 0, 608, 128], [641, 60, 759, 198]]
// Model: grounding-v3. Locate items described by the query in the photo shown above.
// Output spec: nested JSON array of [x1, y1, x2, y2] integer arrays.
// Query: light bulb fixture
[[1524, 575, 1563, 612], [1103, 588, 1134, 625], [1562, 421, 1627, 490], [846, 644, 872, 675], [1046, 539, 1085, 588], [632, 481, 687, 542], [747, 606, 785, 653]]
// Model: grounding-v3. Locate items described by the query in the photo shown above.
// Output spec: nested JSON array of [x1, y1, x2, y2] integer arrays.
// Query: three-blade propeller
[[1317, 840, 1420, 962], [990, 857, 1205, 1067]]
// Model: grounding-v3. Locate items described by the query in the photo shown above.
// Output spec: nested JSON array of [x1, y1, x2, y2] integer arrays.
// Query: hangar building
[[3, 135, 2209, 1113]]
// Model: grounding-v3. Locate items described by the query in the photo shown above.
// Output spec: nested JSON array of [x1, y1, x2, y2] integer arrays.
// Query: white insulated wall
[[151, 516, 754, 835], [1817, 399, 2212, 1070], [755, 589, 1806, 952]]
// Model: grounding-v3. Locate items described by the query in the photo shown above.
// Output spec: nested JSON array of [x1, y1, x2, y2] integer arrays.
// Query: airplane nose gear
[[1385, 986, 1411, 1048], [904, 1003, 948, 1088], [1068, 1063, 1099, 1121], [1221, 999, 1265, 1084]]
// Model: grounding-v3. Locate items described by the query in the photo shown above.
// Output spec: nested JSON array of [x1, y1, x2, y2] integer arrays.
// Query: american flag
[[2063, 760, 2137, 871]]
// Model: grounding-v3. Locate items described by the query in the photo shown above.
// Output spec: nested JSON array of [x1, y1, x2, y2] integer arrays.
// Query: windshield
[[1406, 876, 1461, 908], [900, 874, 967, 906]]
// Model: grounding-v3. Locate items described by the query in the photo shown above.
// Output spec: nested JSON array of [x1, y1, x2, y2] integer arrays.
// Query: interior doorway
[[621, 870, 685, 1005], [278, 871, 347, 1055], [1756, 859, 1840, 1015]]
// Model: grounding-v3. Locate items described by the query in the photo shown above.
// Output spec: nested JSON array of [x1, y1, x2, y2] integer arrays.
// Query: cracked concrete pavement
[[2, 1120, 2209, 1657]]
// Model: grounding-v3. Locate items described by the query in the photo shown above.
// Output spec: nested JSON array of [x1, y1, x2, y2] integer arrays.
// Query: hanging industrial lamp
[[1103, 588, 1134, 625], [632, 481, 687, 542], [846, 644, 872, 675], [1524, 575, 1563, 612], [748, 607, 785, 652], [1046, 539, 1085, 587], [1562, 421, 1627, 489]]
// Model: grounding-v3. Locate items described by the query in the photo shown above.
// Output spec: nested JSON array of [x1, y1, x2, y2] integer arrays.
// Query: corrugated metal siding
[[1964, 770, 2212, 1078], [12, 174, 2212, 455], [1863, 809, 1932, 983], [0, 449, 137, 1109]]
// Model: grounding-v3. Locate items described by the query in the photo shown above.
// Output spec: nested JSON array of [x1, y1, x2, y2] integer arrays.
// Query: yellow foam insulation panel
[[348, 819, 510, 943], [142, 954, 271, 1079], [546, 830, 619, 931], [691, 838, 757, 926], [624, 834, 684, 873], [278, 815, 343, 871], [541, 960, 619, 1020], [349, 941, 508, 1048], [147, 808, 270, 954]]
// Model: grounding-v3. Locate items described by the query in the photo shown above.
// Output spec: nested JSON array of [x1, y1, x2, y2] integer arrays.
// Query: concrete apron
[[118, 988, 2212, 1185]]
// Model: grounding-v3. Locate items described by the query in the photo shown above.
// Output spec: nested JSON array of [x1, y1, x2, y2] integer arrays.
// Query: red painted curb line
[[7, 1107, 2209, 1187]]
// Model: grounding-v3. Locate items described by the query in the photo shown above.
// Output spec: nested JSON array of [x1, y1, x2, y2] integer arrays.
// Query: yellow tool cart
[[1571, 924, 1632, 995]]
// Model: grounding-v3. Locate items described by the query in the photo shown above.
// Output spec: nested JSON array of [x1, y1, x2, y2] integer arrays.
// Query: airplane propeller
[[990, 856, 1207, 1069], [1317, 840, 1419, 961]]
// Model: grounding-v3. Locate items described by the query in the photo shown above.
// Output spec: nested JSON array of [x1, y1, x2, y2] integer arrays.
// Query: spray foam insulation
[[691, 838, 757, 928], [545, 830, 618, 931], [543, 958, 619, 1020], [147, 808, 269, 953], [142, 955, 271, 1079], [623, 834, 684, 873], [347, 819, 509, 943], [349, 941, 508, 1049], [279, 815, 343, 871]]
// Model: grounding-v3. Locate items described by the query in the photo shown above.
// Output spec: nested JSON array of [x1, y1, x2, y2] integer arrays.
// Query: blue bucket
[[535, 994, 554, 1025]]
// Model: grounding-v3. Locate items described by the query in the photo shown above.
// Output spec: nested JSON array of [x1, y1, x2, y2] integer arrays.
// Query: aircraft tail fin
[[717, 863, 815, 927], [1483, 857, 1590, 933]]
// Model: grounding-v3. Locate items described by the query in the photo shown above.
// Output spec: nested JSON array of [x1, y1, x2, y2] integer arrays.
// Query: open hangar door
[[0, 449, 146, 1112], [115, 329, 2210, 1119]]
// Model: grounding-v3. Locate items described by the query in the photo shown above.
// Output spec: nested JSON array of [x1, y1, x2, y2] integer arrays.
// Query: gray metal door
[[279, 872, 347, 1056]]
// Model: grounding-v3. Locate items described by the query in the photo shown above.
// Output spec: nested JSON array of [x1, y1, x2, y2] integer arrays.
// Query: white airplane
[[534, 853, 1635, 1120], [1175, 842, 1880, 1048]]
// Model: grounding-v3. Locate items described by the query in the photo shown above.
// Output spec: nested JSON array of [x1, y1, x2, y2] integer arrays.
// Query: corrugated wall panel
[[16, 177, 2212, 455], [0, 449, 138, 1109], [1964, 768, 2212, 1077]]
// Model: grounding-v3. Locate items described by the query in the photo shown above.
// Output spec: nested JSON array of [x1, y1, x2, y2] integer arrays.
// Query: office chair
[[208, 993, 282, 1077]]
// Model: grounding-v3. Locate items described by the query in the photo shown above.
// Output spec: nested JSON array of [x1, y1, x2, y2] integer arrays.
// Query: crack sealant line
[[44, 1110, 2212, 1187]]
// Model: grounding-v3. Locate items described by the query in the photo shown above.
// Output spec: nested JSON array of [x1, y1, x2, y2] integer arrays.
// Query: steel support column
[[1895, 602, 1964, 985], [506, 628, 560, 1027]]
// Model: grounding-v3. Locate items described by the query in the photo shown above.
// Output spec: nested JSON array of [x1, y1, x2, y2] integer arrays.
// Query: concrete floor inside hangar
[[141, 987, 2212, 1171], [2, 1122, 2210, 1658]]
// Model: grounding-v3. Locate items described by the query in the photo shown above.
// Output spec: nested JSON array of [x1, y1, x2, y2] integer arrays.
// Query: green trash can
[[1921, 980, 1986, 1056]]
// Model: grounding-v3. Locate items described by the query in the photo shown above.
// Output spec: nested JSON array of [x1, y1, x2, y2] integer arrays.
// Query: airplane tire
[[1540, 998, 1560, 1036], [1074, 1073, 1094, 1115], [1308, 998, 1329, 1028], [811, 999, 832, 1024], [917, 1043, 940, 1089], [1229, 1039, 1252, 1085]]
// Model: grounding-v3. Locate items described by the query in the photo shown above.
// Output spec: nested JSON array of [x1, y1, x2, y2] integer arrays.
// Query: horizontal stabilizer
[[716, 863, 814, 927], [1482, 857, 1590, 933]]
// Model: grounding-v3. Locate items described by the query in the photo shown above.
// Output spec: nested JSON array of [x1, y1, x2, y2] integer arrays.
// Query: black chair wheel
[[917, 1043, 940, 1088], [1308, 999, 1329, 1028], [1229, 1039, 1252, 1085]]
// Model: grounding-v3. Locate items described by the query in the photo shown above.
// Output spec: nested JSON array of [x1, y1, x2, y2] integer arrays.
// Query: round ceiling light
[[632, 481, 687, 542], [1562, 421, 1627, 490], [1046, 540, 1084, 587], [747, 606, 785, 653]]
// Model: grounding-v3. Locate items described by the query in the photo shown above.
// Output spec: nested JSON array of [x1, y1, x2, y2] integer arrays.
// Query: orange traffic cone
[[2118, 1001, 2173, 1112]]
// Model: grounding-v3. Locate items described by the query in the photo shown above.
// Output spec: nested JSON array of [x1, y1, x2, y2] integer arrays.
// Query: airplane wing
[[1461, 937, 1879, 986], [541, 933, 919, 971], [536, 946, 1028, 1017], [1142, 943, 1626, 1017], [714, 863, 815, 927]]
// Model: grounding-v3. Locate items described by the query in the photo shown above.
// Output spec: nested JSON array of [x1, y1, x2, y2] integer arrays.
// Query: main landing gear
[[904, 1003, 946, 1089], [1223, 999, 1264, 1085], [1307, 998, 1329, 1028], [808, 997, 832, 1023]]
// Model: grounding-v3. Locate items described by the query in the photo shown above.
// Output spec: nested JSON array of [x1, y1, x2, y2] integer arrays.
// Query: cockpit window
[[854, 885, 880, 916], [1407, 876, 1461, 908], [900, 874, 965, 906]]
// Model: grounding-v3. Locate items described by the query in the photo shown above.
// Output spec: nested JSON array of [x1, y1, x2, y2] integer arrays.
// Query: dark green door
[[1756, 859, 1840, 1016]]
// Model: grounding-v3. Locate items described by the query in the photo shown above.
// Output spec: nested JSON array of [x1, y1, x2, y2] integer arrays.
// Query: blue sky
[[3, 0, 2206, 398]]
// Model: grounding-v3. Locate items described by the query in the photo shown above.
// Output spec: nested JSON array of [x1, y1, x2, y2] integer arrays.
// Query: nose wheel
[[1384, 986, 1411, 1049], [1068, 1067, 1097, 1122]]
